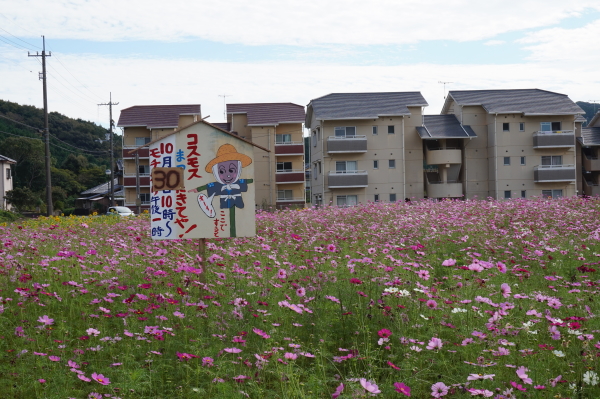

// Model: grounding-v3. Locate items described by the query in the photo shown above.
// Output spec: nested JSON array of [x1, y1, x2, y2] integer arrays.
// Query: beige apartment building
[[307, 89, 585, 205], [441, 89, 584, 199], [117, 105, 202, 210], [0, 154, 16, 210], [579, 110, 600, 196], [224, 103, 306, 209], [306, 92, 430, 205]]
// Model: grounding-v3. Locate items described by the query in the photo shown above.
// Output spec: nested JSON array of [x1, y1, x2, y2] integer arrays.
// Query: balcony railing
[[327, 135, 367, 153], [275, 169, 305, 184], [328, 170, 368, 188], [583, 179, 600, 196], [425, 148, 462, 165], [533, 131, 575, 148], [123, 172, 150, 178], [533, 165, 576, 182], [276, 197, 305, 202], [275, 142, 304, 156], [583, 153, 600, 172], [122, 147, 150, 158], [425, 180, 463, 198]]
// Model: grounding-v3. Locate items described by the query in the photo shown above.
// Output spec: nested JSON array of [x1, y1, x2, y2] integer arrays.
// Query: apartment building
[[441, 89, 584, 199], [579, 110, 600, 196], [306, 92, 429, 205], [117, 105, 202, 210], [225, 103, 306, 209]]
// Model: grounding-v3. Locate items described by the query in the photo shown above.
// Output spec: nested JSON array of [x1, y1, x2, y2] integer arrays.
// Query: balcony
[[327, 136, 367, 153], [123, 176, 150, 187], [275, 142, 304, 156], [275, 170, 305, 184], [425, 148, 462, 165], [123, 147, 150, 158], [533, 165, 576, 182], [532, 131, 575, 149], [327, 171, 368, 188], [583, 154, 600, 172], [583, 179, 600, 196], [123, 173, 150, 178]]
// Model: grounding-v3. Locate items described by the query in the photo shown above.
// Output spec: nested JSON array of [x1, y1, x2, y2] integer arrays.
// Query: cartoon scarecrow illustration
[[188, 143, 253, 237]]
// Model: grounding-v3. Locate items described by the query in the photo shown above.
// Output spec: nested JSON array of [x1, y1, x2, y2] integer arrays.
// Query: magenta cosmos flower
[[91, 373, 110, 385], [378, 329, 392, 338], [331, 383, 344, 398], [394, 382, 411, 396]]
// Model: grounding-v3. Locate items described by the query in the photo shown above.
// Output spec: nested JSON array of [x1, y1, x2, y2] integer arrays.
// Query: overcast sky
[[1, 0, 600, 131]]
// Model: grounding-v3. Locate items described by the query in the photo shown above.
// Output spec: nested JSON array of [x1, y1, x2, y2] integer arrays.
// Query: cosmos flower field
[[1, 198, 599, 399]]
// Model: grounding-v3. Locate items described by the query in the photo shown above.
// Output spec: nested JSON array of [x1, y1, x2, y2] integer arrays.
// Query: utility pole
[[29, 36, 52, 216], [438, 81, 453, 99], [218, 94, 232, 120], [99, 93, 119, 207]]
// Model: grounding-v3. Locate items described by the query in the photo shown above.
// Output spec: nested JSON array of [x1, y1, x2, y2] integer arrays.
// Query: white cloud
[[2, 45, 597, 128], [518, 19, 600, 63], [484, 40, 506, 46], [2, 0, 600, 46]]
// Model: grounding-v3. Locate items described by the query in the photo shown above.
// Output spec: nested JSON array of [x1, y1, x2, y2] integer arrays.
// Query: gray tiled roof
[[446, 89, 583, 115], [578, 127, 600, 146], [81, 179, 122, 196], [117, 105, 201, 128], [0, 154, 16, 163], [307, 92, 428, 123], [212, 122, 231, 131], [227, 103, 305, 126], [416, 115, 477, 139]]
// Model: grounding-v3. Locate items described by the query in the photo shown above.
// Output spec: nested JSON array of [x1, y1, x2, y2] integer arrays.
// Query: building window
[[372, 126, 378, 135], [135, 137, 151, 146], [312, 130, 317, 147], [503, 157, 510, 166], [277, 161, 293, 172], [373, 160, 379, 169], [138, 165, 150, 175], [520, 156, 526, 166], [519, 122, 525, 131], [313, 164, 318, 180], [6, 167, 11, 180], [335, 161, 357, 173], [504, 190, 511, 199], [389, 159, 396, 169], [389, 193, 397, 202], [334, 127, 356, 137], [318, 162, 322, 174], [542, 189, 563, 199], [388, 125, 395, 134], [503, 123, 509, 132], [374, 194, 379, 202], [277, 190, 293, 200], [541, 155, 562, 166], [276, 134, 292, 144], [541, 122, 562, 132], [521, 190, 526, 198], [140, 193, 151, 204], [337, 195, 357, 207]]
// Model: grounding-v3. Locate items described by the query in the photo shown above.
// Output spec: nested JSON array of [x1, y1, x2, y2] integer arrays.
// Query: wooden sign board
[[149, 122, 256, 240]]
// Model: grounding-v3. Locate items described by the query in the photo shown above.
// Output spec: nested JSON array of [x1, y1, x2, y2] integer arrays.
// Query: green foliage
[[0, 209, 20, 223], [3, 187, 42, 211]]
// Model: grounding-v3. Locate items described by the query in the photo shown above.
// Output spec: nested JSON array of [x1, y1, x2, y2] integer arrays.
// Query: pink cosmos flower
[[38, 379, 46, 383], [516, 366, 532, 384], [431, 382, 449, 398], [277, 269, 287, 279], [426, 299, 438, 309], [327, 244, 336, 252], [296, 287, 306, 297], [176, 352, 199, 361], [426, 337, 443, 350], [284, 352, 297, 360], [417, 270, 430, 280], [510, 381, 526, 391], [48, 356, 60, 362], [360, 378, 381, 394], [468, 263, 484, 272], [91, 373, 110, 385], [332, 383, 344, 398], [37, 315, 54, 326], [468, 389, 493, 397], [442, 259, 456, 267], [550, 375, 562, 387], [202, 357, 214, 366], [534, 385, 546, 389], [224, 347, 242, 353], [325, 295, 340, 303], [252, 327, 270, 339], [77, 374, 91, 382], [467, 374, 495, 381], [500, 283, 511, 298], [394, 382, 411, 396], [378, 329, 392, 338], [496, 262, 507, 273]]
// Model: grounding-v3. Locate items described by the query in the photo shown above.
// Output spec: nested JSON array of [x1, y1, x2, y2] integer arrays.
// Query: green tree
[[60, 154, 90, 175], [4, 187, 42, 211], [0, 136, 45, 191]]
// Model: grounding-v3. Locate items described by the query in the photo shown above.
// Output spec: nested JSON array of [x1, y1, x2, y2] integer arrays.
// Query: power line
[[0, 33, 32, 51], [0, 129, 42, 141], [0, 114, 43, 132], [0, 26, 39, 50], [0, 129, 109, 156], [51, 53, 104, 102]]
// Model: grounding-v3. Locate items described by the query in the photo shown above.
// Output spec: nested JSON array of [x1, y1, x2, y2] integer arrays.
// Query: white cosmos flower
[[384, 287, 399, 293], [452, 308, 467, 313], [583, 371, 599, 386], [552, 350, 565, 357]]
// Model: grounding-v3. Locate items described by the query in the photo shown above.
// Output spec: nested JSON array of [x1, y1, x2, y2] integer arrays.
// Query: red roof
[[117, 104, 201, 129], [227, 103, 305, 126]]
